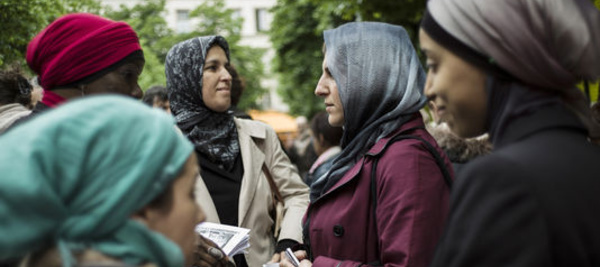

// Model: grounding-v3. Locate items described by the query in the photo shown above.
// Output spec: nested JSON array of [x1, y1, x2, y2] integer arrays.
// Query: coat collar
[[493, 104, 586, 149], [366, 113, 424, 156], [318, 114, 424, 200], [235, 118, 267, 224]]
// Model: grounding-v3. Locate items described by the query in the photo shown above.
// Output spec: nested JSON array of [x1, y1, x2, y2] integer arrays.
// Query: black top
[[430, 105, 600, 266], [197, 151, 244, 226]]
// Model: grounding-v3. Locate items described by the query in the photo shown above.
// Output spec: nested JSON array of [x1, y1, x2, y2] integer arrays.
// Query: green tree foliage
[[103, 0, 172, 90], [104, 0, 265, 110], [188, 0, 266, 110], [271, 0, 425, 118], [0, 0, 101, 68], [308, 0, 425, 42], [270, 0, 342, 118]]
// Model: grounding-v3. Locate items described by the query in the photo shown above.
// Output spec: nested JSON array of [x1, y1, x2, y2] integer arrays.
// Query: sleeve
[[429, 155, 552, 267], [263, 125, 310, 243]]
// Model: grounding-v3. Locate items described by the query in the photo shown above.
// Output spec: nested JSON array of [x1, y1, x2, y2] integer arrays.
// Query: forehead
[[206, 46, 228, 60]]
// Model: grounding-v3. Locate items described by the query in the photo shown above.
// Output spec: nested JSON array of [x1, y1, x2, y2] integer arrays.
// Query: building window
[[176, 9, 190, 34], [255, 8, 272, 32]]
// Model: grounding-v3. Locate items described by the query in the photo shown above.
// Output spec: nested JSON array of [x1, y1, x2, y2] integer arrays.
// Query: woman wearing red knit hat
[[16, 13, 145, 123]]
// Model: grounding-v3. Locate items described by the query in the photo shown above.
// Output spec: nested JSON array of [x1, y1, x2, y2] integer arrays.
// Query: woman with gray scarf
[[420, 0, 600, 266], [165, 36, 309, 267], [282, 22, 453, 267]]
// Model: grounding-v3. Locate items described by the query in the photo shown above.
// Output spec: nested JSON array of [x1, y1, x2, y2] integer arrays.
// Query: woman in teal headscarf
[[0, 95, 202, 267]]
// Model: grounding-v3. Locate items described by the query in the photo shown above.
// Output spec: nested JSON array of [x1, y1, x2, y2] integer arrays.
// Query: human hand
[[269, 251, 285, 263], [279, 250, 311, 267], [193, 235, 234, 267]]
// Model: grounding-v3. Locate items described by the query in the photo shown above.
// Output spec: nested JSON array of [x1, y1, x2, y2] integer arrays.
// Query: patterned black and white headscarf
[[165, 36, 240, 171]]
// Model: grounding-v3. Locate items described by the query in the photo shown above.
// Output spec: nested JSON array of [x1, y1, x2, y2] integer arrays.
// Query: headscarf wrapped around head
[[165, 36, 240, 171], [0, 96, 193, 267], [421, 0, 600, 141], [26, 13, 143, 107], [310, 22, 427, 200]]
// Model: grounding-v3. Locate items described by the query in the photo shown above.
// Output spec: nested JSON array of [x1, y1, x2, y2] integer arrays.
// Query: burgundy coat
[[304, 116, 453, 267]]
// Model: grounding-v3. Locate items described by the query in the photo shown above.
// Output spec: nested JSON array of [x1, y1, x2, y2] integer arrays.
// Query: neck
[[50, 88, 84, 100]]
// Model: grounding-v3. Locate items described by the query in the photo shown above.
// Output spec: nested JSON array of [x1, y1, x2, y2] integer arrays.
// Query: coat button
[[333, 225, 344, 237]]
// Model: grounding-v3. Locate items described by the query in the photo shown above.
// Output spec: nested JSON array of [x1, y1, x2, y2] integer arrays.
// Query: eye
[[205, 65, 218, 71], [425, 62, 438, 73], [325, 67, 332, 77]]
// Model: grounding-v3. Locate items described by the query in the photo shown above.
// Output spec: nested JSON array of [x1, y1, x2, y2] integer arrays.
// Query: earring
[[78, 84, 87, 96]]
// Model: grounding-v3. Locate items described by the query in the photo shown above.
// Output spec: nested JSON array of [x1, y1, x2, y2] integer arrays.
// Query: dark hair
[[0, 67, 33, 108], [310, 111, 343, 148], [226, 64, 245, 107], [142, 85, 168, 106]]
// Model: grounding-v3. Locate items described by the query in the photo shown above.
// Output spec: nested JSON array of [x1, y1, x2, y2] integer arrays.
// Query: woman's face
[[419, 29, 488, 138], [202, 46, 232, 112], [315, 56, 344, 127], [144, 153, 205, 266], [84, 58, 145, 100]]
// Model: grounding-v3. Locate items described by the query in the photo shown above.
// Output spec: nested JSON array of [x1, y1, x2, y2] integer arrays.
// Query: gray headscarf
[[310, 22, 427, 201], [423, 0, 600, 140], [165, 36, 240, 171]]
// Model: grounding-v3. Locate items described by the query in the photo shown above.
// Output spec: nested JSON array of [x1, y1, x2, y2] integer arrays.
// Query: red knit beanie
[[26, 13, 142, 90]]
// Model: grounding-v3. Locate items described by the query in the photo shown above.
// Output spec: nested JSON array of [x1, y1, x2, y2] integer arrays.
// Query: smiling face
[[315, 56, 344, 127], [85, 58, 145, 100], [202, 46, 232, 112], [419, 29, 488, 138]]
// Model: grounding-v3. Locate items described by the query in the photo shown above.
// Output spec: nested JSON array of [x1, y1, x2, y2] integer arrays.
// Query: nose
[[196, 205, 206, 224], [423, 71, 435, 101], [315, 75, 328, 97], [221, 67, 232, 83]]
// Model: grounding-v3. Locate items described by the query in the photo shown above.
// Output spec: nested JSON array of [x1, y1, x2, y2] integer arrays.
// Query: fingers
[[299, 259, 313, 267], [270, 252, 281, 263], [294, 250, 308, 261], [194, 235, 231, 267]]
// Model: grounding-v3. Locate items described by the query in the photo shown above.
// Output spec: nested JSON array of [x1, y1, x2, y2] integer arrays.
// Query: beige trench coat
[[195, 118, 310, 267]]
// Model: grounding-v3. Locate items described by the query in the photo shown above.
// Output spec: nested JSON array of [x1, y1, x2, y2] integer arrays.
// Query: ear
[[318, 134, 326, 146], [130, 205, 156, 227]]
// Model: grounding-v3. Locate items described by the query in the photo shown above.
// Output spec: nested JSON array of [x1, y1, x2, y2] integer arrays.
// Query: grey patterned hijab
[[165, 36, 240, 171], [310, 22, 427, 201]]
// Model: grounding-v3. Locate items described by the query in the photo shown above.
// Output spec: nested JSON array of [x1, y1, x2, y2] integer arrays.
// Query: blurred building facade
[[100, 0, 289, 112]]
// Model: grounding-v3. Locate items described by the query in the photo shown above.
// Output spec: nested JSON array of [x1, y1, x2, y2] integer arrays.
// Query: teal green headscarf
[[0, 95, 194, 267]]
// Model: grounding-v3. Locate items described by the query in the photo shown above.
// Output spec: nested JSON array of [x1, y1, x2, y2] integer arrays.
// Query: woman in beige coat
[[165, 35, 309, 267]]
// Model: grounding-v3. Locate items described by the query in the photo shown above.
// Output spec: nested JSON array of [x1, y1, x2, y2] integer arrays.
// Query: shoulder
[[455, 152, 531, 200], [235, 118, 274, 139]]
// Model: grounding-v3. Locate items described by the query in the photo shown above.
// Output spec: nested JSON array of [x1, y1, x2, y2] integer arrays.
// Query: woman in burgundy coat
[[281, 22, 453, 267]]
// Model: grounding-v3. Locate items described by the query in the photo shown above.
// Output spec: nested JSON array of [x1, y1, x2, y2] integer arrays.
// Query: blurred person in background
[[226, 64, 251, 119], [142, 85, 171, 114], [0, 96, 222, 267], [165, 35, 309, 267], [304, 111, 342, 187], [420, 0, 600, 265], [0, 68, 35, 133]]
